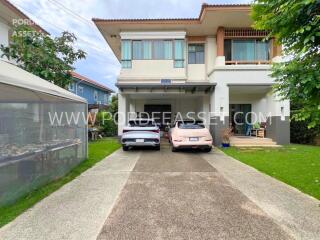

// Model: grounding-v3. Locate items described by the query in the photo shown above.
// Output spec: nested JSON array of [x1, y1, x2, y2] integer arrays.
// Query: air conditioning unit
[[96, 101, 102, 104]]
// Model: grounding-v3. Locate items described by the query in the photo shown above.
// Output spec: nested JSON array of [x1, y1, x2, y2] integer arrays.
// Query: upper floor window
[[224, 39, 271, 63], [121, 39, 185, 68], [121, 40, 132, 68], [104, 94, 109, 104], [68, 82, 75, 91], [93, 90, 98, 101], [174, 40, 185, 68], [78, 86, 83, 95], [188, 44, 205, 64]]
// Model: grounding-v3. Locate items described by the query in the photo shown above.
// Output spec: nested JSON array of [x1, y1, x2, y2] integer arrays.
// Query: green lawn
[[0, 138, 121, 228], [221, 144, 320, 200]]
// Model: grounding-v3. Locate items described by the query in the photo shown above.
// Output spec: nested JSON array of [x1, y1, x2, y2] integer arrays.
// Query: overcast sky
[[10, 0, 250, 91]]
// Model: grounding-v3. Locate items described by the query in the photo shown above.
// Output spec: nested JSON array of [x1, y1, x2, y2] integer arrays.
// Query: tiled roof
[[71, 72, 114, 93], [92, 3, 251, 23], [0, 0, 49, 34]]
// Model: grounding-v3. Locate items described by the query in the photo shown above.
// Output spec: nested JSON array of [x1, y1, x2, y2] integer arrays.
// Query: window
[[153, 40, 165, 59], [93, 90, 98, 101], [256, 40, 270, 60], [68, 82, 75, 91], [224, 39, 271, 62], [132, 41, 143, 59], [121, 40, 132, 68], [143, 40, 152, 59], [104, 94, 109, 104], [121, 39, 181, 63], [174, 40, 185, 68], [78, 86, 83, 95], [188, 44, 204, 64], [232, 40, 255, 61], [164, 40, 173, 59]]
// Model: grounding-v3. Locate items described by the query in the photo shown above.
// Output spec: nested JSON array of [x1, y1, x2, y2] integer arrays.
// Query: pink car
[[169, 120, 213, 152]]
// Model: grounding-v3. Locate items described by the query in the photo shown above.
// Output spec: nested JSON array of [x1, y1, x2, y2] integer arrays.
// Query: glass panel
[[224, 39, 232, 61], [232, 40, 255, 61], [174, 60, 184, 68], [188, 52, 196, 64], [153, 40, 165, 59], [121, 60, 132, 68], [164, 40, 173, 60], [121, 40, 131, 60], [175, 40, 184, 60], [256, 40, 270, 60], [188, 44, 204, 64], [132, 41, 143, 60], [143, 40, 152, 60], [196, 51, 204, 64]]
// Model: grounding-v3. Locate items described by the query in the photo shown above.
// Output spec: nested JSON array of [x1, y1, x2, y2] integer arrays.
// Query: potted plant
[[221, 128, 232, 147]]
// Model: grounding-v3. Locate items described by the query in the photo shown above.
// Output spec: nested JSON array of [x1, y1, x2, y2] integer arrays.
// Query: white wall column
[[118, 93, 128, 136], [266, 91, 290, 144], [210, 84, 229, 146]]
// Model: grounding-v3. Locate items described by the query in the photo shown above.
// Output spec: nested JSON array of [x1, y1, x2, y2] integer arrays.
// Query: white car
[[121, 119, 160, 151]]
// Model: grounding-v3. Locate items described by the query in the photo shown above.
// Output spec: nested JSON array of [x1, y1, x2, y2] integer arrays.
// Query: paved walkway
[[0, 143, 319, 240]]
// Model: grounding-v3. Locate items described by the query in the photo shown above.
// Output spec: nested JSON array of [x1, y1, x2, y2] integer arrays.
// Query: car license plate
[[189, 137, 199, 142], [136, 139, 144, 143]]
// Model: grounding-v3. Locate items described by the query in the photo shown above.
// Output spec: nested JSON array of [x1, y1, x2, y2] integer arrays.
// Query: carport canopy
[[117, 82, 216, 94]]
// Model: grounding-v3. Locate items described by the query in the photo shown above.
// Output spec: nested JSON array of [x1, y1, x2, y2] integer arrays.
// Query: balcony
[[216, 27, 282, 66]]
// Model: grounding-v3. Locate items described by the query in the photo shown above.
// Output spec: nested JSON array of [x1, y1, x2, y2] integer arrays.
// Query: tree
[[252, 0, 320, 128], [109, 95, 118, 116], [0, 25, 86, 88]]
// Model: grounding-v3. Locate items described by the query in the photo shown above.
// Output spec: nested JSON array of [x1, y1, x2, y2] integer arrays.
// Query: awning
[[0, 60, 87, 103], [116, 82, 216, 93]]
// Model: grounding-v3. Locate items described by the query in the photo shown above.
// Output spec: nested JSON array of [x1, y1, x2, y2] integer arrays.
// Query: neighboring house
[[93, 3, 290, 145], [69, 72, 114, 110], [0, 0, 47, 54]]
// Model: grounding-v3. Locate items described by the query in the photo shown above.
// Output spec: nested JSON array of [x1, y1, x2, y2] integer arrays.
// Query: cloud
[[9, 0, 250, 91]]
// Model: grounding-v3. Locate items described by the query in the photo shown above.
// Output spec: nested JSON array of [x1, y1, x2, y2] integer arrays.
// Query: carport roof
[[116, 82, 216, 93]]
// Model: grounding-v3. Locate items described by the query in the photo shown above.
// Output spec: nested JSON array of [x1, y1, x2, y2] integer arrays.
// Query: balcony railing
[[225, 60, 271, 65]]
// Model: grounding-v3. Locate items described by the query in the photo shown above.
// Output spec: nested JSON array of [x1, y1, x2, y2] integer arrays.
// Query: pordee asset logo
[[48, 111, 274, 126]]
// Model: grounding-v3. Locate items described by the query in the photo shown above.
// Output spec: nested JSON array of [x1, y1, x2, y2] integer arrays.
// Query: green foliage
[[102, 118, 118, 137], [290, 103, 319, 144], [0, 25, 86, 88], [109, 95, 118, 116], [0, 139, 121, 227], [222, 144, 320, 200], [252, 0, 320, 128]]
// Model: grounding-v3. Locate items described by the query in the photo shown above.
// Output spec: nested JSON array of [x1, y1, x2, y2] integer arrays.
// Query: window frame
[[121, 40, 132, 68], [93, 90, 98, 102], [224, 38, 271, 62], [68, 82, 75, 91], [121, 39, 185, 61], [173, 39, 185, 68], [188, 43, 205, 64]]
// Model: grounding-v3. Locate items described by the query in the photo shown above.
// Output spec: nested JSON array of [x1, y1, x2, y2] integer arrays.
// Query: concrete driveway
[[1, 142, 319, 240], [98, 143, 291, 240]]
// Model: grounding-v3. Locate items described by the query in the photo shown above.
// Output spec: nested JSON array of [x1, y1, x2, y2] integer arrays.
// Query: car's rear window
[[178, 121, 205, 129], [129, 120, 156, 127]]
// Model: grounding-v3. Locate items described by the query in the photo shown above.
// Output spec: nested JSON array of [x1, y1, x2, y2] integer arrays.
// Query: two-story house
[[93, 3, 290, 145], [69, 72, 114, 111], [0, 0, 47, 56]]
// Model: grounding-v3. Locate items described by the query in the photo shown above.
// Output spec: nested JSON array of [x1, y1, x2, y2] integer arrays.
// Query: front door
[[229, 104, 252, 135]]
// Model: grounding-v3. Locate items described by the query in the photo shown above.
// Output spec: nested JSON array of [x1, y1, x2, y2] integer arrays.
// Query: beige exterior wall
[[0, 20, 10, 58], [119, 60, 186, 80], [187, 64, 206, 82]]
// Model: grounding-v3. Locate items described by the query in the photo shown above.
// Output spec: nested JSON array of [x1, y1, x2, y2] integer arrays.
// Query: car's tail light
[[173, 139, 183, 142], [152, 129, 160, 133]]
